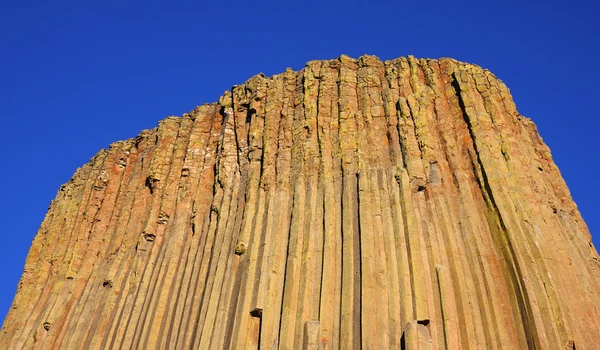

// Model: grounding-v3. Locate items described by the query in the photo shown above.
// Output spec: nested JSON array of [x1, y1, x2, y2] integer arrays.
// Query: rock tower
[[2, 55, 599, 349]]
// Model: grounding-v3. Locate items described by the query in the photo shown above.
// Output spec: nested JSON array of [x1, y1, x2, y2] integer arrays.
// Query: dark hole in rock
[[143, 232, 156, 242], [417, 319, 430, 326], [181, 167, 190, 177], [145, 176, 159, 194], [43, 322, 51, 331], [103, 280, 113, 288], [411, 178, 427, 193], [250, 308, 263, 318], [246, 108, 256, 123]]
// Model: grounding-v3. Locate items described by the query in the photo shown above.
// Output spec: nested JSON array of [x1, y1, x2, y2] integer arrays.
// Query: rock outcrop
[[2, 55, 599, 349]]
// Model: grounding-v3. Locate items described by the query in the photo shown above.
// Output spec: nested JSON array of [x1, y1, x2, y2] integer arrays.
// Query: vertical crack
[[452, 74, 538, 349], [356, 172, 363, 347]]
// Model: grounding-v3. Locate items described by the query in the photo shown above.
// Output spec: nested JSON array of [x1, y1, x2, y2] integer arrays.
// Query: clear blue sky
[[1, 1, 598, 324]]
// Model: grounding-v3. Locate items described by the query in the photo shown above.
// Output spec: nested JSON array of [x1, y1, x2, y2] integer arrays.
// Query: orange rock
[[2, 55, 599, 349]]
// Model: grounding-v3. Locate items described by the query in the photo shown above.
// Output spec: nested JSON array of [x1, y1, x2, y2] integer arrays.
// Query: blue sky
[[1, 0, 598, 323]]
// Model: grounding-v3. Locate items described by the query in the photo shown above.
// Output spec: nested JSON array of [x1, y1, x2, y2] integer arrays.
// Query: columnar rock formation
[[2, 55, 599, 349]]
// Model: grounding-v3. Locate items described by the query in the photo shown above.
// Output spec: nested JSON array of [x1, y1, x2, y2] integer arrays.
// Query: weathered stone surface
[[1, 55, 599, 349]]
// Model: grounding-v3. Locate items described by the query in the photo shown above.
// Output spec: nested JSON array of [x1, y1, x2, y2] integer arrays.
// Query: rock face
[[2, 55, 599, 349]]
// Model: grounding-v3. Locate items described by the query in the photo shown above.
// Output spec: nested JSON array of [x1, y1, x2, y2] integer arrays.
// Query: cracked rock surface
[[2, 55, 599, 349]]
